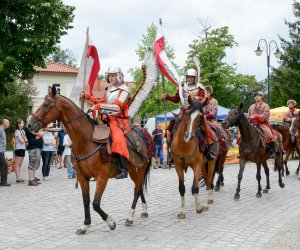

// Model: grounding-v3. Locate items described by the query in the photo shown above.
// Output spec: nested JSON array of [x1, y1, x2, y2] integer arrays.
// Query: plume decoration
[[192, 55, 207, 98], [128, 50, 158, 118]]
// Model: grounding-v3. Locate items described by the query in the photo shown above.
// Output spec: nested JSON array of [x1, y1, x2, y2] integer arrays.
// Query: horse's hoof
[[76, 228, 86, 235], [75, 224, 91, 235], [263, 189, 268, 193], [125, 219, 133, 226], [141, 213, 148, 218], [266, 185, 271, 190], [286, 171, 290, 176], [207, 199, 213, 204], [106, 215, 116, 230], [234, 194, 240, 200], [214, 186, 220, 192], [282, 173, 285, 177], [280, 183, 285, 188], [256, 192, 262, 198], [177, 213, 186, 219], [220, 182, 224, 186], [203, 206, 209, 212]]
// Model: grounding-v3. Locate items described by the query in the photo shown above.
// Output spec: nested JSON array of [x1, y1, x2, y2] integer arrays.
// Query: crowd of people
[[0, 120, 76, 187]]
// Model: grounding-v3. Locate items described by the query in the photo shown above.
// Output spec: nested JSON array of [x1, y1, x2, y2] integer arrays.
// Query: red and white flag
[[70, 36, 100, 101], [153, 23, 184, 105]]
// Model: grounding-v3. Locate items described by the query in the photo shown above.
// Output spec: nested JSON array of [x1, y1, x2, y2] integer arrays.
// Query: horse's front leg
[[262, 161, 270, 193], [140, 190, 148, 218], [234, 158, 246, 200], [204, 159, 216, 207], [256, 163, 262, 198], [283, 149, 291, 176], [76, 175, 92, 235], [275, 153, 285, 188], [93, 173, 116, 230], [175, 162, 186, 219], [192, 160, 204, 214]]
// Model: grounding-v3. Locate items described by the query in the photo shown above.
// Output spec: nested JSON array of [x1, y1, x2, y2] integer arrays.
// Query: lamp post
[[254, 39, 281, 106]]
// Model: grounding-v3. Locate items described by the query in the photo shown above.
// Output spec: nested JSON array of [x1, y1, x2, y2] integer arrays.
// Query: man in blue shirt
[[0, 119, 11, 186], [57, 124, 66, 169], [152, 123, 164, 169]]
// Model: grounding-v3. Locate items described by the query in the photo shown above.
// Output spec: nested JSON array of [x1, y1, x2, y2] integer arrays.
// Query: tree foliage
[[186, 24, 257, 110], [0, 0, 75, 91], [0, 80, 37, 133], [129, 24, 180, 119], [46, 45, 77, 67], [271, 1, 300, 107]]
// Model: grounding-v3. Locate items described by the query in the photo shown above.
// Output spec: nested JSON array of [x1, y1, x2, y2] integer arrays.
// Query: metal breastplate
[[182, 83, 201, 108], [106, 85, 121, 103]]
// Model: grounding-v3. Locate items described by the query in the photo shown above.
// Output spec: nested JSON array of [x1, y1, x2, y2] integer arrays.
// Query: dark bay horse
[[170, 98, 216, 219], [222, 104, 285, 200], [273, 124, 300, 176], [28, 87, 150, 234], [290, 114, 300, 179]]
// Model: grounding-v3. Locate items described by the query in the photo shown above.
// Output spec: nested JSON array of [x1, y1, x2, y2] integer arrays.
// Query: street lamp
[[254, 39, 281, 106]]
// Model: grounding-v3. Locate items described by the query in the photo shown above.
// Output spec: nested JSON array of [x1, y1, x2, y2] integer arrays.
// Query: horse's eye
[[43, 103, 48, 108]]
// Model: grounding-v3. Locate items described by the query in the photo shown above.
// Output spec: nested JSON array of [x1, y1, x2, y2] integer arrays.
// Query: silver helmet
[[107, 66, 124, 83], [185, 68, 197, 78]]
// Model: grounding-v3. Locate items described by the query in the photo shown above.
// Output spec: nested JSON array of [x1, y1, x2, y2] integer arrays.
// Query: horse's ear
[[51, 85, 57, 97], [239, 103, 244, 110], [188, 95, 193, 106]]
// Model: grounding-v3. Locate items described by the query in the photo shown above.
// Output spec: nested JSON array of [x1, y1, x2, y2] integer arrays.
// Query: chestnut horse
[[290, 114, 300, 179], [222, 104, 285, 200], [28, 87, 150, 234], [273, 124, 300, 176], [170, 98, 216, 219]]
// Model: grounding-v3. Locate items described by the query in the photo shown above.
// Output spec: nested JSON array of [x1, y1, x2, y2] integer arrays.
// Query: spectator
[[63, 131, 76, 179], [41, 127, 56, 181], [14, 119, 28, 183], [0, 119, 11, 186], [51, 131, 58, 167], [57, 124, 66, 169], [25, 122, 44, 186], [152, 123, 163, 169]]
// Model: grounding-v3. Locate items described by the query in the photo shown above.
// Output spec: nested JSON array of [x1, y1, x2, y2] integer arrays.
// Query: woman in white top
[[14, 119, 28, 183]]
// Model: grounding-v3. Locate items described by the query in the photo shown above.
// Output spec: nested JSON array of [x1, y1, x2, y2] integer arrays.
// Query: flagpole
[[81, 27, 89, 110]]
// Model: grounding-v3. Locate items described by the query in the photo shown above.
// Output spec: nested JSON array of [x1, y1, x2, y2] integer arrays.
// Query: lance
[[81, 27, 89, 110]]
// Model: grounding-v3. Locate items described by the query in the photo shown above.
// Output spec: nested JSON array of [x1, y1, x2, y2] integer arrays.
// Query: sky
[[60, 0, 295, 82]]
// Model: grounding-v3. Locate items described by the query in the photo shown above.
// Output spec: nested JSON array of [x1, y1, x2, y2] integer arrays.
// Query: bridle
[[31, 95, 87, 127]]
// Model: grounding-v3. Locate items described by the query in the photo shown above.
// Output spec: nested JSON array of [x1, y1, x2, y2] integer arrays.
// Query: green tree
[[186, 24, 256, 110], [0, 79, 37, 133], [130, 24, 180, 119], [0, 0, 75, 92], [271, 1, 300, 107], [46, 45, 77, 67]]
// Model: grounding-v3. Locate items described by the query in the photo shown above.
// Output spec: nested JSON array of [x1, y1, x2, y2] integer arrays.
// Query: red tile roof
[[34, 61, 79, 73]]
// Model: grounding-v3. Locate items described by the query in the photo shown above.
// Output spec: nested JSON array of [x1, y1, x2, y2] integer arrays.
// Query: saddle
[[208, 123, 229, 152]]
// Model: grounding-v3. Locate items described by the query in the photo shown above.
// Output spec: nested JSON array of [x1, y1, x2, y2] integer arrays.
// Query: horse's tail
[[142, 160, 151, 193]]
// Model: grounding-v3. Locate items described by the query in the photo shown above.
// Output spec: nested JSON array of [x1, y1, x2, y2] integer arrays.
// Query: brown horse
[[273, 124, 300, 176], [290, 114, 300, 179], [170, 98, 216, 219], [222, 104, 285, 200], [28, 87, 150, 234]]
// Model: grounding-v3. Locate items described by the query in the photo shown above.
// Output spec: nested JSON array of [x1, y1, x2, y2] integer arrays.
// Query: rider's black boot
[[269, 141, 276, 159], [205, 144, 215, 161], [116, 155, 128, 179]]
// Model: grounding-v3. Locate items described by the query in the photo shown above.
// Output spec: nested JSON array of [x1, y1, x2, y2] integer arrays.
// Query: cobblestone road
[[1, 153, 300, 250]]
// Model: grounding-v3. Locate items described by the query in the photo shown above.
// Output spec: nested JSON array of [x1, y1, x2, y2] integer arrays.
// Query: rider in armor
[[83, 66, 130, 179], [283, 99, 298, 144], [162, 68, 215, 160], [248, 91, 276, 158]]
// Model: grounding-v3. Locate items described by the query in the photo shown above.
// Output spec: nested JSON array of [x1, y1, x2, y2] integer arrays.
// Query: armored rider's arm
[[93, 85, 130, 114], [165, 90, 180, 103], [82, 92, 105, 105]]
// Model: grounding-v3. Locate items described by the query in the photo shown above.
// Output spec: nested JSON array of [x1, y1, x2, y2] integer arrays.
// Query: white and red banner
[[153, 23, 184, 105], [70, 37, 100, 102]]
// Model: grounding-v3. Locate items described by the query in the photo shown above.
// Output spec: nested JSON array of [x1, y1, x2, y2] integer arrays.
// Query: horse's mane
[[59, 95, 95, 128], [188, 100, 203, 114]]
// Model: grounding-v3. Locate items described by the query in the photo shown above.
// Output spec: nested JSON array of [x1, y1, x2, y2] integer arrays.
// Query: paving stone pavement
[[1, 152, 300, 250]]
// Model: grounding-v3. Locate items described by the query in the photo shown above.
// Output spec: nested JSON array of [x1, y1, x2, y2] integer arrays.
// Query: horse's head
[[291, 113, 300, 131], [28, 86, 61, 132], [183, 96, 204, 143], [222, 103, 244, 129]]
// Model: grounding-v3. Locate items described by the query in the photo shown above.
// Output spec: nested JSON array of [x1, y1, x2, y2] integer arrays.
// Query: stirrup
[[116, 170, 128, 179], [207, 153, 215, 161]]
